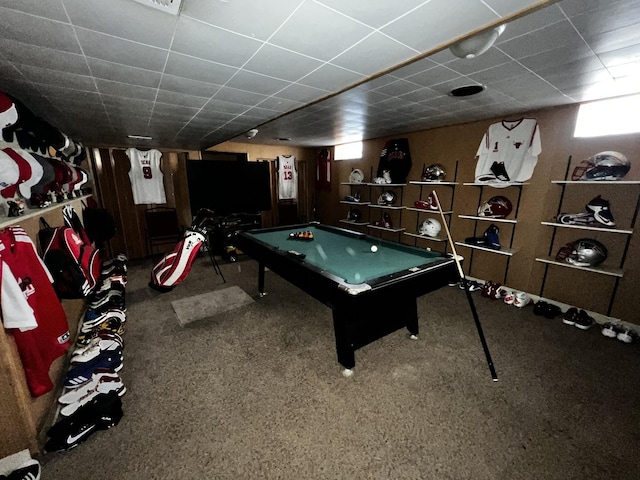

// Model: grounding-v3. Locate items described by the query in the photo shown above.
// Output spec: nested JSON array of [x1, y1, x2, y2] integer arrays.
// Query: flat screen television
[[186, 160, 272, 216]]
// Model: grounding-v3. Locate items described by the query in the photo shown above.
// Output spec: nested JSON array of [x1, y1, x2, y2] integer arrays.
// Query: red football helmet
[[477, 196, 513, 218]]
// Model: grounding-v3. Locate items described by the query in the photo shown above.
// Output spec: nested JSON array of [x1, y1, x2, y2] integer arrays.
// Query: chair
[[144, 207, 183, 256]]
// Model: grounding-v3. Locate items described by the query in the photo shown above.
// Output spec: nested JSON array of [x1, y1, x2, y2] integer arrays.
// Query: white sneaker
[[60, 377, 126, 416], [59, 371, 121, 404], [504, 290, 517, 305], [71, 337, 122, 364], [514, 292, 531, 308]]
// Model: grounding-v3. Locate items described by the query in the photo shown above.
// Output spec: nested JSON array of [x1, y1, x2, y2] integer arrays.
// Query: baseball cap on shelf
[[0, 91, 18, 128], [0, 148, 44, 199]]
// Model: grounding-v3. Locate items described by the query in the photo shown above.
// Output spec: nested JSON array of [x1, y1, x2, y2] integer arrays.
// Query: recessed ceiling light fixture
[[449, 85, 485, 97], [128, 134, 153, 140]]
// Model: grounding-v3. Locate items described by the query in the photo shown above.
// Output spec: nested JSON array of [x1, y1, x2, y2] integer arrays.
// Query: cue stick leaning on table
[[431, 190, 499, 382]]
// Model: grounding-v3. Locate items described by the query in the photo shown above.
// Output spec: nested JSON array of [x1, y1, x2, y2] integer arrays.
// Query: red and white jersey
[[126, 148, 166, 204], [277, 155, 298, 201], [0, 227, 70, 397], [475, 118, 541, 184]]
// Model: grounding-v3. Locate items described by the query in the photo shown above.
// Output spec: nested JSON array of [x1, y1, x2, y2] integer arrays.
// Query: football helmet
[[477, 196, 513, 218], [419, 218, 442, 237], [421, 164, 446, 182], [377, 190, 396, 205], [348, 168, 364, 183], [414, 191, 439, 211], [347, 209, 361, 222], [555, 238, 608, 267], [571, 151, 630, 181]]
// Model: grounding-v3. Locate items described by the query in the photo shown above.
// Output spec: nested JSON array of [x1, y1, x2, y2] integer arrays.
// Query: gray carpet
[[171, 286, 254, 326], [40, 254, 640, 480]]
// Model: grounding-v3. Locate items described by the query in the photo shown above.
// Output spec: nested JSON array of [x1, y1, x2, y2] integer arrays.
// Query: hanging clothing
[[0, 227, 70, 397], [475, 118, 541, 185], [316, 149, 331, 191], [277, 155, 298, 201], [125, 148, 166, 204]]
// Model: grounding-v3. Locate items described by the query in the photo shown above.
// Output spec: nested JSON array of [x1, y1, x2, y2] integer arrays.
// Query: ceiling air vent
[[132, 0, 183, 15]]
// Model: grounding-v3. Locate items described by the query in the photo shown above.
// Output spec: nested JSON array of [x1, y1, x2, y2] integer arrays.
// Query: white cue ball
[[371, 245, 378, 252]]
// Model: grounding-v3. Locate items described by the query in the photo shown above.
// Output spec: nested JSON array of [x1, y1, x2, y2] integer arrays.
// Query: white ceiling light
[[449, 24, 506, 59]]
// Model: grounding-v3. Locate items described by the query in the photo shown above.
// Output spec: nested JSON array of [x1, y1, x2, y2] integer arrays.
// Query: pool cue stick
[[431, 190, 498, 382]]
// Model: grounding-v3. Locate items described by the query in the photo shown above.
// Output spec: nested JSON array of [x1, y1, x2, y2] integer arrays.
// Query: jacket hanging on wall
[[376, 138, 412, 184]]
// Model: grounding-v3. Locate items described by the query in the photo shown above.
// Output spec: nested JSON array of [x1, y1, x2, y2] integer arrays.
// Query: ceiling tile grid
[[0, 0, 639, 149]]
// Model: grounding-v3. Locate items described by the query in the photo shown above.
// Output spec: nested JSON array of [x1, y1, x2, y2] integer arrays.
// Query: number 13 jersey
[[126, 148, 167, 204], [277, 155, 298, 201]]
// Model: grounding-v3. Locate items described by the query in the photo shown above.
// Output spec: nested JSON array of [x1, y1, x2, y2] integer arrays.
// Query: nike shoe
[[484, 224, 501, 250], [585, 195, 616, 227], [82, 308, 127, 331], [88, 289, 125, 310], [60, 377, 126, 417], [574, 310, 594, 330], [616, 327, 638, 344], [562, 307, 579, 326], [481, 280, 495, 298], [503, 290, 517, 305], [601, 322, 621, 338], [65, 350, 123, 388], [45, 392, 123, 452], [490, 161, 510, 181], [513, 292, 531, 308], [5, 459, 41, 480], [71, 335, 123, 364]]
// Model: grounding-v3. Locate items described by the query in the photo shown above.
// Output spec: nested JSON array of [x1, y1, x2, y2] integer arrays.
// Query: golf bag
[[149, 208, 223, 292]]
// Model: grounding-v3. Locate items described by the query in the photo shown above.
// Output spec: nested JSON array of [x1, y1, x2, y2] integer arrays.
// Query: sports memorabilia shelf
[[403, 162, 459, 250], [534, 155, 640, 316], [455, 182, 527, 285]]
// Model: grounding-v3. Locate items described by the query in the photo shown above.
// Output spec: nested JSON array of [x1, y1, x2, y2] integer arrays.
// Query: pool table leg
[[407, 299, 419, 340], [258, 263, 267, 297], [331, 310, 356, 375]]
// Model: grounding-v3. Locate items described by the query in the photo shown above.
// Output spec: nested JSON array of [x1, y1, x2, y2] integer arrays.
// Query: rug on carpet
[[171, 286, 254, 326]]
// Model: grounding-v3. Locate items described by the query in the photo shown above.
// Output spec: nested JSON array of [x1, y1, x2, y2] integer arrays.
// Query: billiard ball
[[371, 245, 378, 252]]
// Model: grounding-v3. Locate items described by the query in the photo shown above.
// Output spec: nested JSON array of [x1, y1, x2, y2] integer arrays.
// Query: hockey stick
[[431, 190, 498, 382]]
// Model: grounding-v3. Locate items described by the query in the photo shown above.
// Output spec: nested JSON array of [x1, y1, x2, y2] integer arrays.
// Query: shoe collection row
[[452, 278, 638, 343], [0, 459, 41, 480], [45, 255, 129, 452]]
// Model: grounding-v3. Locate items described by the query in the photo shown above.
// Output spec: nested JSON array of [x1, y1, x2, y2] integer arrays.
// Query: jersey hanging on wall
[[277, 155, 298, 201], [0, 227, 70, 397], [125, 148, 166, 204], [377, 138, 412, 184], [315, 148, 331, 191], [474, 118, 541, 185]]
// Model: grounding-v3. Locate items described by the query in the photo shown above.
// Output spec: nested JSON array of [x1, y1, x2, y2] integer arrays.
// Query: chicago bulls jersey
[[0, 227, 70, 397], [475, 118, 541, 184], [277, 155, 298, 201], [126, 148, 166, 204]]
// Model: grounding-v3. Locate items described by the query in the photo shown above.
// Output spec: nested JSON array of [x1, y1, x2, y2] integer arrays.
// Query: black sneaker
[[574, 310, 594, 330], [533, 301, 548, 316], [6, 459, 41, 480], [490, 161, 510, 181], [562, 307, 579, 326], [45, 392, 123, 452], [544, 303, 562, 319]]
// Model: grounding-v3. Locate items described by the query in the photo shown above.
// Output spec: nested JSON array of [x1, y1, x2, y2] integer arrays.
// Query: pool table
[[234, 222, 458, 374]]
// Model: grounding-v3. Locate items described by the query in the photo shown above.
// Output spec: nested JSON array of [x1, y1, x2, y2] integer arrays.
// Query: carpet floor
[[40, 254, 640, 480]]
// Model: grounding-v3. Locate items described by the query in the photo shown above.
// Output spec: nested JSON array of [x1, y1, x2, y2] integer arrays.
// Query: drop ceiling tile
[[404, 65, 463, 88], [200, 98, 250, 116], [172, 17, 262, 68], [155, 90, 210, 109], [226, 70, 291, 96], [242, 44, 323, 81], [76, 28, 168, 71], [316, 0, 426, 28], [583, 25, 640, 54], [63, 0, 178, 48], [297, 64, 365, 91], [0, 39, 90, 76], [159, 74, 221, 98], [499, 20, 586, 60], [16, 64, 96, 91], [257, 96, 303, 113], [331, 32, 419, 76], [87, 58, 162, 88], [397, 87, 441, 103], [446, 49, 513, 75], [181, 0, 303, 41], [517, 45, 598, 72], [372, 79, 422, 97], [275, 83, 329, 103], [542, 68, 614, 91], [163, 53, 238, 86], [101, 94, 154, 110], [0, 7, 81, 53], [95, 79, 157, 101], [268, 1, 373, 61], [497, 5, 565, 44], [483, 0, 553, 18], [382, 0, 499, 53], [211, 86, 268, 107], [152, 103, 200, 118], [467, 60, 529, 84], [1, 0, 68, 21]]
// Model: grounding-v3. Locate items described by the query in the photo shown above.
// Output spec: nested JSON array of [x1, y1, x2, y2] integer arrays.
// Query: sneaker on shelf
[[574, 310, 594, 330], [601, 322, 620, 338], [5, 459, 41, 480], [383, 213, 392, 229], [513, 291, 531, 308], [490, 161, 510, 182], [483, 224, 501, 250], [616, 327, 639, 344], [562, 307, 579, 326]]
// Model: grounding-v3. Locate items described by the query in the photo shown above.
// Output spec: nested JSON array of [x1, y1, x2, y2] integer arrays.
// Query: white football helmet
[[377, 190, 396, 205], [572, 151, 630, 181], [419, 218, 442, 237], [348, 168, 364, 183]]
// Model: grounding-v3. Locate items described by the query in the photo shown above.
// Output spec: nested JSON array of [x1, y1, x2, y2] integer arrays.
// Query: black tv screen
[[186, 160, 272, 216]]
